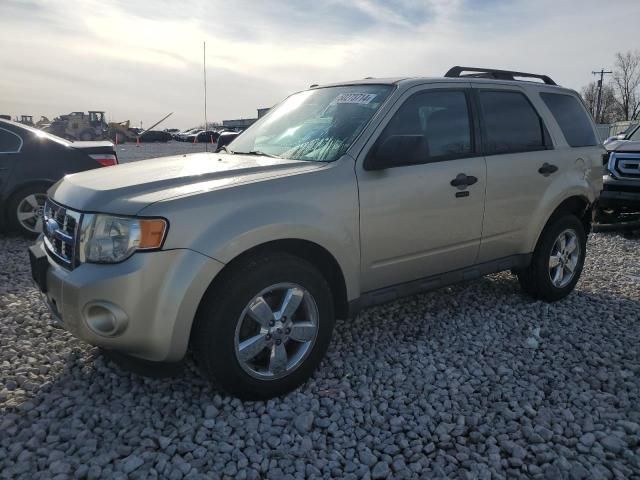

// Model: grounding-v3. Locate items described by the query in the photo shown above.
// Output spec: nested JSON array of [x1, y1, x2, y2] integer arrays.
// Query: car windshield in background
[[230, 85, 394, 162]]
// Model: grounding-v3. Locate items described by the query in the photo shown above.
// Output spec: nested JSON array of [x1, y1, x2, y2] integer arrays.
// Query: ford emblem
[[45, 218, 59, 237]]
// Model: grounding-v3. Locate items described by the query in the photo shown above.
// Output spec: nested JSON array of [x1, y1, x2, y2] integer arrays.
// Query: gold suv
[[30, 67, 604, 399]]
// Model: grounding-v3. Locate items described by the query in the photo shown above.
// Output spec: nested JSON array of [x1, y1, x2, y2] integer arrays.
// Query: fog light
[[83, 301, 128, 337]]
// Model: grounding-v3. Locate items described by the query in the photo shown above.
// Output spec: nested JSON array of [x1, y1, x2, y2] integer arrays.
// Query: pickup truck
[[601, 123, 640, 221]]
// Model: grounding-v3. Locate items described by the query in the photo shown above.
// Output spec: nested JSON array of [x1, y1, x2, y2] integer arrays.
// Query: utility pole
[[591, 68, 612, 123]]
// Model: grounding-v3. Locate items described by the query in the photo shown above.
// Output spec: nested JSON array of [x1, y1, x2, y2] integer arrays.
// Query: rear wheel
[[518, 214, 586, 302], [8, 186, 48, 236], [191, 253, 335, 399]]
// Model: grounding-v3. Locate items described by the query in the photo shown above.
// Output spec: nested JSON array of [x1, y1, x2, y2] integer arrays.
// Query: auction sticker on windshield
[[335, 93, 377, 104]]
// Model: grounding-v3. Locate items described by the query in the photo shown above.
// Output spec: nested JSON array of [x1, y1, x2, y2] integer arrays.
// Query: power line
[[591, 68, 612, 123]]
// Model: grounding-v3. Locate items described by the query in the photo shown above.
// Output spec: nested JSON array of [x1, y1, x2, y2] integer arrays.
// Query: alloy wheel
[[548, 228, 581, 288], [234, 282, 319, 380], [16, 193, 47, 233]]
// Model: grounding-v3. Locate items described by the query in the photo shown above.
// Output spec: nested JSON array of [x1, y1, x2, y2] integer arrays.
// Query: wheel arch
[[530, 194, 592, 253], [199, 238, 350, 321]]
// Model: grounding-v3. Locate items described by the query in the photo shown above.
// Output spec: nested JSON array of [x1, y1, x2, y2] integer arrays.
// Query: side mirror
[[604, 134, 626, 145], [364, 134, 423, 171]]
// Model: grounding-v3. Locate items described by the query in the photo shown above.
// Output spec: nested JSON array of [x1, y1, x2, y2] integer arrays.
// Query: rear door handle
[[538, 162, 558, 176], [450, 173, 478, 189]]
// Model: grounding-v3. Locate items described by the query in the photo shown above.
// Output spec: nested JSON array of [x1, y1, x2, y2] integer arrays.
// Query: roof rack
[[444, 66, 557, 86]]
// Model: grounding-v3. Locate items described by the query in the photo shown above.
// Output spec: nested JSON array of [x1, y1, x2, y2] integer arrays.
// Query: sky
[[1, 0, 639, 130]]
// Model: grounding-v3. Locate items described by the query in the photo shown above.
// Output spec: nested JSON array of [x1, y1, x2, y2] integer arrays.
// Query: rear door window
[[0, 128, 22, 153], [540, 92, 598, 147], [478, 91, 547, 155]]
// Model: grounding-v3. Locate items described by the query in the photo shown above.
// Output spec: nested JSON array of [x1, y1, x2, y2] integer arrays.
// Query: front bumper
[[30, 239, 224, 362], [600, 174, 640, 210]]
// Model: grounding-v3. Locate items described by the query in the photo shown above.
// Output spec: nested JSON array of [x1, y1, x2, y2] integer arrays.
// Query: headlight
[[80, 214, 168, 263]]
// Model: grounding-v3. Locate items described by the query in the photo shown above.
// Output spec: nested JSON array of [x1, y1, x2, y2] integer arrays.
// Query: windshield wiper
[[230, 150, 280, 158]]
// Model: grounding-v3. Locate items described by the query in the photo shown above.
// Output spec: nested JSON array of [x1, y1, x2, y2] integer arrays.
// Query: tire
[[7, 185, 49, 237], [191, 252, 335, 400], [518, 214, 587, 302]]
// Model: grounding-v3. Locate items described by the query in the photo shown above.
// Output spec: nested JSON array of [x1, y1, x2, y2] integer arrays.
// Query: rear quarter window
[[540, 92, 597, 147]]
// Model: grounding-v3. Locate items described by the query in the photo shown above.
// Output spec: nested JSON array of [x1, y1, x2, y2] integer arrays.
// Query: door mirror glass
[[365, 135, 424, 170], [604, 133, 627, 145]]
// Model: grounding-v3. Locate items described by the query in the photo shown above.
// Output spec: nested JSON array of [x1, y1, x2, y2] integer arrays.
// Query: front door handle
[[538, 162, 558, 176], [450, 173, 478, 189]]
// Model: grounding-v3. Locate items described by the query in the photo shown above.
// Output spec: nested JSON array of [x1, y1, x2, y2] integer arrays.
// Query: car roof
[[0, 118, 28, 130], [0, 118, 74, 146], [314, 76, 567, 91]]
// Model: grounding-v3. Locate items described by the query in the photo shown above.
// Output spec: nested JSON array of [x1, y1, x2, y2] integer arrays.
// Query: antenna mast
[[203, 41, 208, 152]]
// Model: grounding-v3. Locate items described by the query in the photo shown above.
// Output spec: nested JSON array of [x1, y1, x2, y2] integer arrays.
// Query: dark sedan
[[127, 129, 173, 143], [139, 130, 173, 143], [216, 130, 240, 151], [186, 130, 220, 143], [0, 119, 118, 235]]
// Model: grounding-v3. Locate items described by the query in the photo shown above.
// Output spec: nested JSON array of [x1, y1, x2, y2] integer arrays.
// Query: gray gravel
[[1, 231, 639, 479]]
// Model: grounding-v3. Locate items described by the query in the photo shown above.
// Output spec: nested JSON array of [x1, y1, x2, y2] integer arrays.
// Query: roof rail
[[444, 66, 557, 86]]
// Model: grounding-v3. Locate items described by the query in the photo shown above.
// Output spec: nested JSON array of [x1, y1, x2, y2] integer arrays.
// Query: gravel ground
[[1, 231, 639, 479]]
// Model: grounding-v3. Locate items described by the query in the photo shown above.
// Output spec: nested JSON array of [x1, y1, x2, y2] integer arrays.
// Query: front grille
[[43, 199, 82, 269], [609, 152, 640, 179]]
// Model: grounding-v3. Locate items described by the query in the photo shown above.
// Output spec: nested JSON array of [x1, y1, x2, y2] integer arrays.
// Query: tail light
[[89, 153, 118, 167]]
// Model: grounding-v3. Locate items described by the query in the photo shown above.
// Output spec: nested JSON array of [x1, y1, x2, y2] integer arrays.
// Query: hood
[[605, 139, 640, 152], [49, 152, 324, 215]]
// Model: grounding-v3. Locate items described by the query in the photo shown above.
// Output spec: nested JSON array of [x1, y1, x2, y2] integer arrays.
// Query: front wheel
[[191, 253, 335, 399], [518, 214, 587, 302]]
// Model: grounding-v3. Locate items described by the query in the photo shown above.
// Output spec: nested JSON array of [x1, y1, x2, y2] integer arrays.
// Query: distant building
[[222, 118, 256, 130], [222, 108, 271, 130]]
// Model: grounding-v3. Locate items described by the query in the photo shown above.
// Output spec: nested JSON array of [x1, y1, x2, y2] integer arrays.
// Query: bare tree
[[581, 81, 621, 123], [612, 50, 640, 121]]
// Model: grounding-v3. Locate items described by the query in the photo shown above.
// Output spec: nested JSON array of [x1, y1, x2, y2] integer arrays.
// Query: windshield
[[230, 85, 394, 161], [628, 124, 640, 141]]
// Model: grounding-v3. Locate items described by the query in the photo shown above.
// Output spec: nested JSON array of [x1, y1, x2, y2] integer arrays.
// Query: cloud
[[1, 0, 638, 129]]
